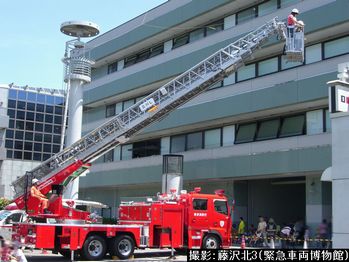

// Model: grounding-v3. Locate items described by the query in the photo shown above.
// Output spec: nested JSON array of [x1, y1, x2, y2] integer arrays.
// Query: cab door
[[0, 212, 23, 240], [209, 199, 231, 245], [187, 198, 209, 248]]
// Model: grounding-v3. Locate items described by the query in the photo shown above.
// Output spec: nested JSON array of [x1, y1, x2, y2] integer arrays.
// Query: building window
[[324, 36, 349, 59], [237, 7, 256, 25], [258, 57, 278, 76], [280, 0, 300, 8], [187, 132, 203, 151], [258, 0, 277, 17], [206, 20, 224, 36], [124, 55, 137, 68], [209, 81, 223, 90], [237, 63, 256, 82], [136, 50, 150, 63], [325, 109, 331, 133], [132, 139, 161, 158], [193, 199, 208, 211], [149, 44, 164, 58], [104, 150, 114, 162], [235, 123, 257, 144], [306, 110, 323, 135], [122, 99, 135, 111], [106, 104, 116, 118], [121, 144, 133, 160], [256, 119, 280, 141], [281, 55, 303, 70], [204, 129, 221, 149], [173, 34, 189, 49], [305, 44, 322, 64], [190, 28, 205, 42], [107, 62, 118, 74], [170, 135, 186, 153], [279, 115, 305, 137]]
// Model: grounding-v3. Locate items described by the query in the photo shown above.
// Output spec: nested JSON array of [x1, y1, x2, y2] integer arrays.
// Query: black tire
[[82, 235, 107, 261], [202, 234, 221, 249], [110, 234, 135, 260], [59, 249, 80, 260]]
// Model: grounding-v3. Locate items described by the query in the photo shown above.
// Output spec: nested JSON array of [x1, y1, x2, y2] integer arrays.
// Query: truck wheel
[[59, 250, 80, 260], [82, 235, 107, 261], [202, 234, 220, 249], [111, 234, 135, 260]]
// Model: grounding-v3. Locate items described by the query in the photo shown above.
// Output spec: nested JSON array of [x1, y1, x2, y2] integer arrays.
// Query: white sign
[[334, 86, 349, 112], [139, 98, 155, 112]]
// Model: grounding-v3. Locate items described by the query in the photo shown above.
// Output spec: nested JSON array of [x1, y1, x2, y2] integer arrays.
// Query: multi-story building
[[0, 84, 65, 198], [80, 0, 349, 234]]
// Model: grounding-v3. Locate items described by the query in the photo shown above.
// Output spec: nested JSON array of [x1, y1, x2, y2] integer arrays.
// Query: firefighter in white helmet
[[287, 9, 303, 37]]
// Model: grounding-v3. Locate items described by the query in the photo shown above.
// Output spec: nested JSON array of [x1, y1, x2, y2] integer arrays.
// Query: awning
[[321, 167, 332, 182]]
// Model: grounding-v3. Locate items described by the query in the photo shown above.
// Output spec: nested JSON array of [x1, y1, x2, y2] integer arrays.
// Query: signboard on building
[[329, 83, 349, 113]]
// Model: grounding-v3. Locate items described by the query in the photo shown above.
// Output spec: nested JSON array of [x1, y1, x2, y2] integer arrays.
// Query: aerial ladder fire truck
[[10, 17, 303, 260]]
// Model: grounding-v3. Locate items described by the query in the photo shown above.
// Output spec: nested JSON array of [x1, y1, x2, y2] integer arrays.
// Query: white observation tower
[[60, 21, 99, 200]]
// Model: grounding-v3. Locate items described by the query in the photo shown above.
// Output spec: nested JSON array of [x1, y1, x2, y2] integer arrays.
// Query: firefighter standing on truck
[[30, 178, 49, 213]]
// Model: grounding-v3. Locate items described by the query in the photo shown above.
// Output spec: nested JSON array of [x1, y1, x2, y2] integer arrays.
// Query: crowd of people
[[0, 237, 27, 262], [234, 216, 332, 249]]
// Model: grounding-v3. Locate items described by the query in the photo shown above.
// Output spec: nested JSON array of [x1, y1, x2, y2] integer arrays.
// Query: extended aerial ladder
[[11, 17, 303, 219]]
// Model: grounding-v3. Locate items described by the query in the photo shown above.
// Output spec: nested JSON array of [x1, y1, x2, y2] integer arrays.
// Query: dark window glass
[[44, 134, 52, 143], [132, 139, 161, 158], [34, 143, 42, 152], [34, 133, 43, 142], [35, 123, 43, 132], [27, 92, 36, 101], [54, 125, 61, 134], [14, 141, 23, 150], [13, 151, 23, 159], [36, 113, 44, 122], [173, 34, 189, 49], [214, 200, 228, 215], [16, 110, 25, 120], [46, 105, 54, 114], [15, 121, 24, 129], [9, 89, 17, 99], [187, 132, 203, 151], [256, 119, 280, 141], [54, 115, 62, 125], [6, 150, 13, 158], [44, 124, 53, 133], [54, 106, 63, 115], [149, 44, 164, 58], [108, 62, 118, 74], [43, 154, 51, 161], [206, 20, 224, 36], [15, 131, 24, 140], [37, 94, 45, 103], [237, 7, 256, 24], [54, 96, 64, 106], [25, 122, 34, 131], [23, 152, 32, 160], [24, 142, 32, 151], [17, 101, 26, 110], [52, 145, 60, 153], [124, 55, 137, 68], [136, 50, 150, 63], [53, 135, 61, 144], [43, 144, 51, 153], [26, 102, 35, 111], [45, 114, 53, 123], [25, 132, 33, 141], [8, 100, 16, 108], [7, 109, 15, 118], [104, 150, 114, 162], [235, 123, 257, 143], [189, 28, 205, 42], [193, 199, 208, 211], [18, 91, 26, 100], [36, 104, 44, 112], [26, 112, 35, 121], [9, 120, 14, 128], [106, 104, 116, 118], [6, 130, 14, 139], [280, 115, 305, 137], [5, 140, 13, 149], [33, 153, 42, 161], [171, 135, 186, 153], [46, 95, 55, 105]]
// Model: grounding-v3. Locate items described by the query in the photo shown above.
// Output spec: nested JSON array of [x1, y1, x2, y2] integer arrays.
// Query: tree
[[0, 198, 11, 210]]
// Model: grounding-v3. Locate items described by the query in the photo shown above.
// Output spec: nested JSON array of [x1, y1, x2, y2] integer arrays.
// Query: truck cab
[[0, 209, 27, 240], [181, 188, 232, 249]]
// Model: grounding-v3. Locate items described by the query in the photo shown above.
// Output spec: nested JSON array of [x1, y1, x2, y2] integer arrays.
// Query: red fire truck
[[10, 18, 300, 260], [13, 188, 231, 260]]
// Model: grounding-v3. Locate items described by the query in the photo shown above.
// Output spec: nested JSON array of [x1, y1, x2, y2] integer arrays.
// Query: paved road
[[25, 249, 187, 261]]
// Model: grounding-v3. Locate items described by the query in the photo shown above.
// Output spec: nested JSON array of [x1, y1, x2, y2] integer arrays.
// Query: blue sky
[[0, 0, 167, 90]]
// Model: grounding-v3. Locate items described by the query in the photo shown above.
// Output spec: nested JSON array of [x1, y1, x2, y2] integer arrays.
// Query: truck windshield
[[0, 211, 11, 221], [214, 200, 228, 215]]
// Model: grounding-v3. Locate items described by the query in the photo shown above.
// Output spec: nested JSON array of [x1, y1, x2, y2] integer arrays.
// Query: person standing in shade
[[257, 216, 267, 247], [238, 217, 246, 242]]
